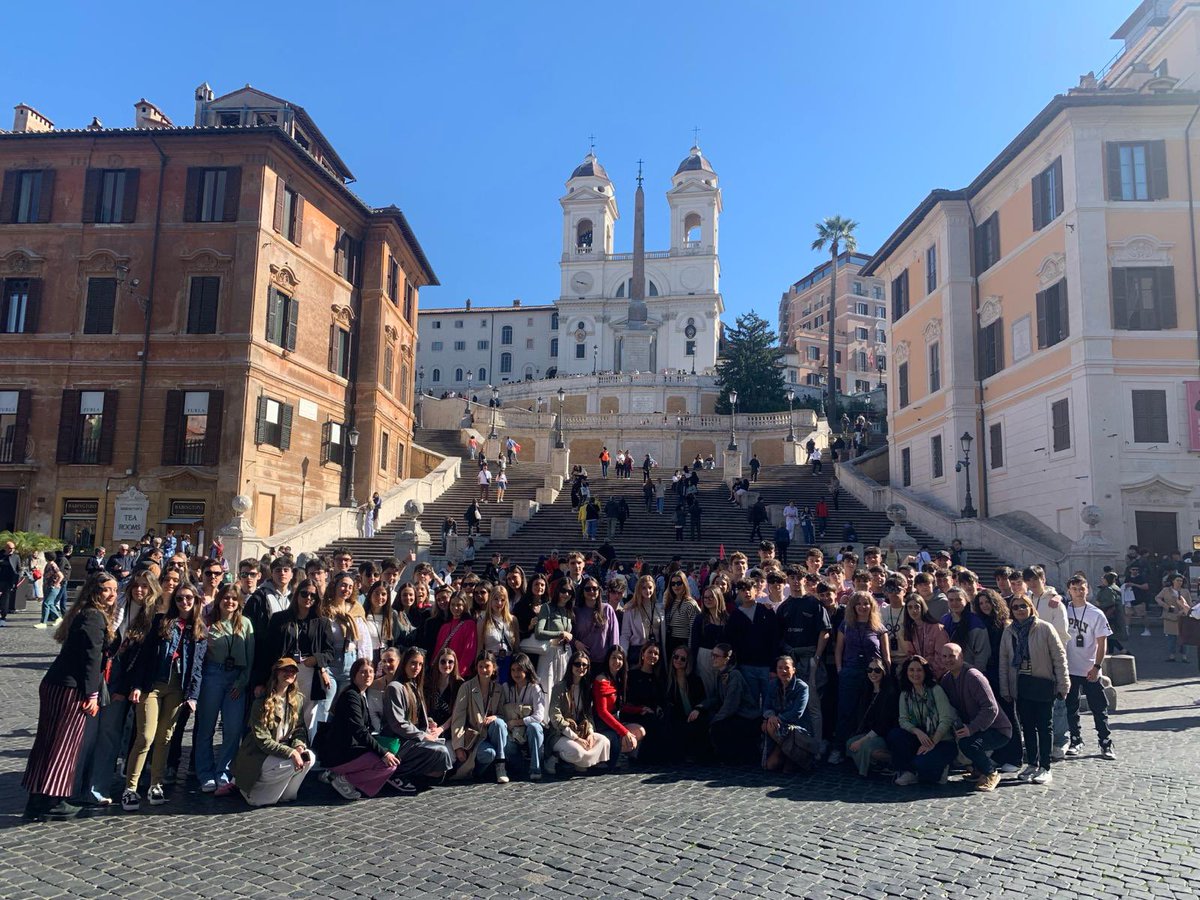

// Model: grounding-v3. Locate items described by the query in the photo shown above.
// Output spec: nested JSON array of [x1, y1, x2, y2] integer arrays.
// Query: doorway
[[1135, 510, 1178, 555], [255, 493, 276, 538], [0, 489, 15, 532]]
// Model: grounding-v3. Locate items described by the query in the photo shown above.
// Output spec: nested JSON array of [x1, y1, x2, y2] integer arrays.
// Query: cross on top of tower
[[636, 158, 644, 187], [588, 133, 596, 153], [692, 125, 701, 146]]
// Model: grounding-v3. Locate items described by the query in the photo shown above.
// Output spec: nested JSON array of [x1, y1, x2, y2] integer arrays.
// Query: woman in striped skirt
[[23, 572, 120, 820]]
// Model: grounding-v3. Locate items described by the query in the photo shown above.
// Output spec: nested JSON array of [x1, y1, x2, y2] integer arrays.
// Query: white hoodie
[[1032, 587, 1068, 643]]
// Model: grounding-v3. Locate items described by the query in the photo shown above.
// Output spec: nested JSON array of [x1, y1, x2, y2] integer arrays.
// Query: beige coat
[[449, 676, 502, 779], [1156, 588, 1192, 636], [997, 618, 1069, 702]]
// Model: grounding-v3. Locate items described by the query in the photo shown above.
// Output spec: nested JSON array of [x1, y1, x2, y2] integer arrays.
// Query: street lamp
[[417, 366, 425, 427], [113, 263, 153, 476], [593, 344, 598, 375], [345, 425, 361, 508], [554, 386, 566, 449], [727, 389, 739, 451], [488, 386, 499, 442], [876, 354, 885, 389], [464, 371, 473, 417], [785, 388, 796, 442], [676, 414, 683, 465], [958, 431, 977, 518]]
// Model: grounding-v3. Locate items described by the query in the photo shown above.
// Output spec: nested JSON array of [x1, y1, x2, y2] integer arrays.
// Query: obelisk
[[622, 161, 653, 371]]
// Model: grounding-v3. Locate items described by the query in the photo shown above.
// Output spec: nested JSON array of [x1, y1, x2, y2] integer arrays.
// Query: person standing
[[783, 501, 799, 541], [22, 573, 119, 820], [748, 454, 761, 483], [1156, 574, 1193, 663], [0, 538, 21, 626], [748, 498, 769, 542], [599, 447, 610, 479], [1063, 575, 1116, 760], [477, 463, 492, 503], [37, 551, 67, 628]]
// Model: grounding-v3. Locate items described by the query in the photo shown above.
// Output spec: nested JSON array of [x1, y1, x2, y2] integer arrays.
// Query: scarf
[[1011, 617, 1034, 672]]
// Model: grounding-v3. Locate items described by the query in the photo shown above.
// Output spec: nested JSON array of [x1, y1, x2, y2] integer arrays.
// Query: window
[[931, 434, 944, 479], [1, 169, 54, 223], [807, 347, 820, 360], [835, 350, 842, 365], [1111, 267, 1176, 330], [989, 423, 1004, 469], [432, 319, 441, 330], [185, 167, 240, 223], [551, 313, 559, 330], [978, 319, 1004, 379], [274, 181, 303, 244], [1050, 398, 1071, 451], [901, 447, 912, 487], [454, 368, 464, 382], [254, 396, 293, 450], [431, 341, 443, 351], [891, 270, 909, 320], [877, 329, 887, 344], [396, 442, 405, 477], [974, 213, 1000, 274], [686, 340, 696, 356], [1033, 157, 1064, 229], [477, 340, 489, 350], [550, 338, 559, 358], [898, 362, 909, 407], [855, 380, 870, 393], [399, 363, 410, 405], [925, 244, 937, 293], [805, 373, 820, 386], [333, 229, 362, 286], [329, 326, 351, 378], [383, 346, 394, 393], [1036, 280, 1069, 348], [526, 338, 534, 350], [477, 367, 486, 381], [83, 168, 139, 224], [481, 319, 487, 327], [853, 281, 864, 296], [431, 368, 441, 383], [856, 326, 869, 341], [321, 420, 345, 466], [265, 288, 298, 350], [1106, 141, 1167, 201], [1131, 390, 1168, 443], [928, 343, 941, 392], [454, 320, 463, 328], [856, 350, 868, 370], [500, 352, 512, 374], [387, 257, 399, 301], [162, 390, 222, 466], [855, 302, 869, 316], [575, 342, 586, 359], [875, 305, 886, 319], [501, 326, 513, 345], [872, 286, 883, 300], [1, 278, 41, 334], [56, 389, 117, 465], [0, 390, 30, 463], [454, 340, 466, 352], [404, 282, 414, 322], [83, 277, 117, 335], [186, 276, 220, 334], [379, 431, 389, 471], [527, 317, 533, 327]]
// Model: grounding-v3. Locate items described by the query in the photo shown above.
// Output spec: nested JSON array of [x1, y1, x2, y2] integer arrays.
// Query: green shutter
[[279, 404, 294, 451], [1156, 266, 1176, 328], [254, 395, 268, 445], [1036, 288, 1048, 348], [1148, 140, 1168, 200], [1105, 143, 1123, 200]]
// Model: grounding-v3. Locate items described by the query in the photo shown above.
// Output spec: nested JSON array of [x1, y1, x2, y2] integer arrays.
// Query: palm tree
[[811, 216, 858, 423]]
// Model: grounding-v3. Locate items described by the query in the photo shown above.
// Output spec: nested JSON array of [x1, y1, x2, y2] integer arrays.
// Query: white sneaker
[[1050, 747, 1066, 761], [1031, 767, 1053, 785], [827, 751, 844, 765], [1140, 628, 1151, 637], [544, 755, 558, 776], [33, 622, 49, 629], [121, 789, 140, 811], [1017, 765, 1039, 782], [330, 774, 361, 801], [894, 771, 918, 786], [200, 779, 217, 793], [999, 763, 1021, 775], [148, 785, 166, 805]]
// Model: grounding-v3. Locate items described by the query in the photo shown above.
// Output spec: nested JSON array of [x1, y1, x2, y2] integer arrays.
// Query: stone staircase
[[318, 428, 547, 562]]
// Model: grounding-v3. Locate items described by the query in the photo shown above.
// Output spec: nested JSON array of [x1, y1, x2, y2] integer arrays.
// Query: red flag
[[718, 543, 726, 560]]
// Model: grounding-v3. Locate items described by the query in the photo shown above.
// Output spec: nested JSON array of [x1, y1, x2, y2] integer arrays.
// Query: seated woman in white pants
[[546, 651, 610, 775], [232, 658, 314, 807]]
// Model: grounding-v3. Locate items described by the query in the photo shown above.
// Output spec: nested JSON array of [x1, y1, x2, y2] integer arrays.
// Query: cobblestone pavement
[[1, 613, 1198, 899]]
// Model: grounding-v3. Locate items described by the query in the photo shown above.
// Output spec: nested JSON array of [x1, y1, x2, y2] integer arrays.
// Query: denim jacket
[[761, 675, 809, 730], [134, 614, 208, 702]]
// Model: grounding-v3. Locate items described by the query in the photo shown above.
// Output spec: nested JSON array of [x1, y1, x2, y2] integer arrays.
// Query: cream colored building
[[863, 0, 1200, 556]]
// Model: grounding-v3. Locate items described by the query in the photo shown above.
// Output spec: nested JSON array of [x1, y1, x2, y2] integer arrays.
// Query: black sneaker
[[44, 799, 82, 819], [1065, 740, 1084, 757], [1100, 742, 1116, 760], [386, 775, 417, 795]]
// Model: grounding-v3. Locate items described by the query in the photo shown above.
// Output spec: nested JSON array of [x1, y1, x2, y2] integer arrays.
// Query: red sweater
[[592, 676, 628, 737]]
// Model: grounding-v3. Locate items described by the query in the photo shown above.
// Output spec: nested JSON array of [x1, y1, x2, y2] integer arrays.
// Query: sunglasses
[[584, 585, 600, 592], [572, 661, 589, 669], [297, 591, 317, 600], [671, 580, 684, 586], [205, 570, 223, 576], [867, 667, 885, 675], [1010, 604, 1030, 611], [438, 658, 456, 665], [176, 595, 196, 602], [239, 571, 258, 578], [672, 654, 688, 662]]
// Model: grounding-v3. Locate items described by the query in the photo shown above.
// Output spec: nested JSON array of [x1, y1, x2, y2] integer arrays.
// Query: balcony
[[181, 437, 206, 466]]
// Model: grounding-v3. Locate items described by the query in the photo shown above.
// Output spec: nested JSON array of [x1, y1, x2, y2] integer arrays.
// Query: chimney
[[12, 104, 54, 133], [513, 298, 521, 307], [134, 99, 173, 130], [194, 81, 214, 126], [86, 117, 103, 131]]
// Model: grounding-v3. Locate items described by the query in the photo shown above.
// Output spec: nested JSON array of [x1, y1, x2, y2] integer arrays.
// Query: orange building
[[863, 0, 1200, 555], [0, 83, 436, 547]]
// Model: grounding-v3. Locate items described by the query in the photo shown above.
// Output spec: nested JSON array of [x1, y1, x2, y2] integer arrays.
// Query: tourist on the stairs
[[814, 500, 829, 538], [810, 446, 823, 475], [749, 454, 760, 483], [477, 464, 492, 503], [748, 498, 769, 542]]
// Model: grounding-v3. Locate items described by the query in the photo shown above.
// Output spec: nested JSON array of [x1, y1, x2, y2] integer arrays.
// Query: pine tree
[[715, 312, 787, 413]]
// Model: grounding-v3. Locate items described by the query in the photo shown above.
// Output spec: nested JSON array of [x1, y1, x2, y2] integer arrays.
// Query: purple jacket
[[573, 603, 619, 662], [939, 665, 1011, 738]]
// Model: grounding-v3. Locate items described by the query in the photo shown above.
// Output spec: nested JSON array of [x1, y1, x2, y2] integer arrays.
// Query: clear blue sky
[[2, 0, 1130, 328]]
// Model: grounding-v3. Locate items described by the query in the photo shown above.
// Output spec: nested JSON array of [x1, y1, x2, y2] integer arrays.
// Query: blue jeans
[[739, 666, 769, 716], [957, 727, 1010, 775], [1166, 633, 1190, 660], [523, 721, 544, 775], [84, 698, 130, 802], [586, 520, 597, 540], [316, 649, 357, 724], [40, 585, 65, 624], [474, 719, 518, 773], [193, 663, 247, 784]]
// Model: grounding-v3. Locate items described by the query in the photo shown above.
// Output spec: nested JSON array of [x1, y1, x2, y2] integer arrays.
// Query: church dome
[[570, 152, 609, 181], [675, 145, 715, 176]]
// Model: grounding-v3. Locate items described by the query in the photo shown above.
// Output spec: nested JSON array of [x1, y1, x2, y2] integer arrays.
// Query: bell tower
[[560, 152, 618, 282]]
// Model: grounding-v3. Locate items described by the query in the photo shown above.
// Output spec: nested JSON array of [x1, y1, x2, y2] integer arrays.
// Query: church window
[[615, 279, 659, 298], [478, 367, 486, 381], [575, 342, 586, 359], [577, 321, 585, 330], [550, 338, 559, 357], [684, 213, 702, 244], [576, 219, 593, 252]]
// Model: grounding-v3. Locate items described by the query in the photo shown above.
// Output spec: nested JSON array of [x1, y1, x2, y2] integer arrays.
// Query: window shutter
[[328, 324, 336, 372], [1105, 143, 1122, 200], [202, 390, 223, 466], [254, 395, 268, 445], [1035, 288, 1048, 349], [121, 169, 140, 223], [1148, 140, 1168, 199], [265, 289, 279, 343], [293, 193, 305, 244], [81, 170, 101, 224], [279, 404, 294, 451], [0, 171, 17, 223], [1110, 269, 1128, 329], [183, 168, 201, 222], [273, 176, 285, 232], [994, 321, 1005, 371], [23, 278, 42, 333], [334, 227, 345, 276], [1031, 170, 1044, 231], [84, 278, 117, 335], [36, 169, 55, 223], [11, 390, 31, 463], [1053, 157, 1064, 216], [96, 390, 119, 464], [1157, 266, 1177, 328], [56, 390, 80, 463], [1057, 282, 1069, 342], [161, 390, 184, 465], [321, 420, 332, 465], [221, 167, 241, 222], [285, 299, 298, 351], [989, 423, 1003, 469]]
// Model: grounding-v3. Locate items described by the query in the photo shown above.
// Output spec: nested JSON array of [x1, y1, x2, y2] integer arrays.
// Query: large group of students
[[24, 532, 1179, 821]]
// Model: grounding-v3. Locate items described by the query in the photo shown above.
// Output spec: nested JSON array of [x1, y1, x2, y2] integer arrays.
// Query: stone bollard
[[1101, 655, 1137, 686]]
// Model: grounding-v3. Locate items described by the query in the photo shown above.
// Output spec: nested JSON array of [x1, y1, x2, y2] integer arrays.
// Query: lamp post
[[345, 425, 361, 508], [785, 388, 796, 442], [876, 354, 885, 389], [536, 396, 544, 427], [113, 263, 152, 476], [488, 386, 499, 443], [464, 371, 473, 417], [554, 386, 566, 449], [417, 366, 425, 428], [727, 389, 739, 451], [958, 431, 977, 518], [593, 344, 598, 375]]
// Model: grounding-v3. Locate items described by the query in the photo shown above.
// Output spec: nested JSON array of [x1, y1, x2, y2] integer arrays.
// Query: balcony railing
[[181, 437, 206, 466], [77, 435, 100, 465], [0, 435, 14, 463]]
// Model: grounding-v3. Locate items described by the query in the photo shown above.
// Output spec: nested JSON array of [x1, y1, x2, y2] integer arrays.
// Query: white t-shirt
[[1064, 601, 1112, 677], [477, 469, 492, 486]]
